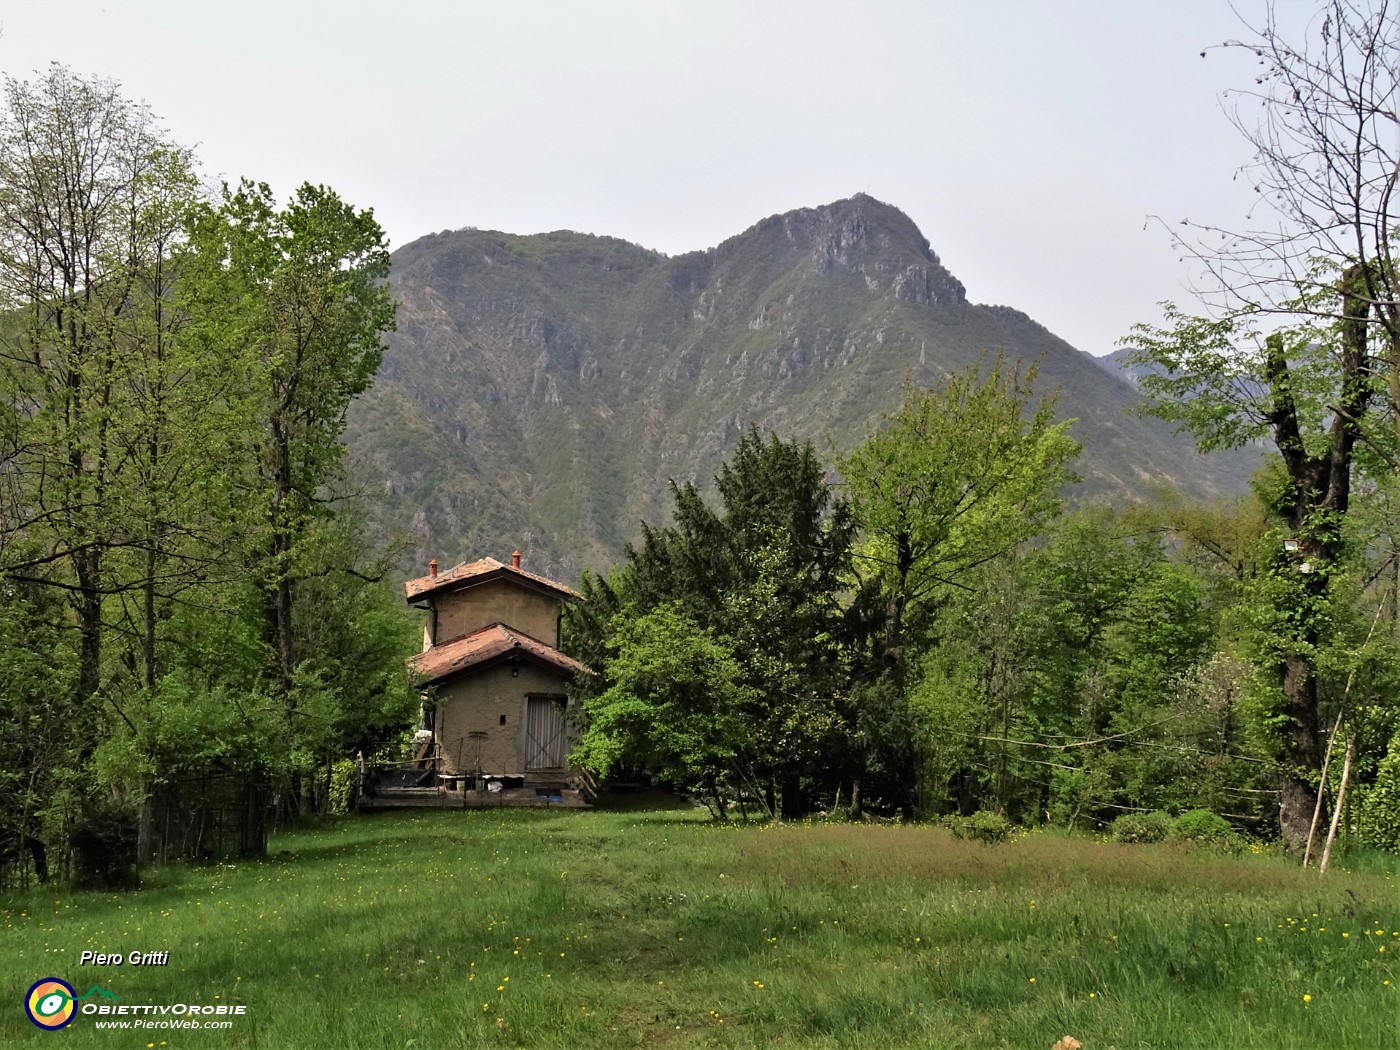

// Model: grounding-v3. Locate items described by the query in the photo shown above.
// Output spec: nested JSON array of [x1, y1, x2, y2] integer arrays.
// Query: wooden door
[[525, 695, 567, 770]]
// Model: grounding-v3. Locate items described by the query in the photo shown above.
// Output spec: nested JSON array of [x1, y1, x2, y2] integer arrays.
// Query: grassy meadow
[[2, 804, 1397, 1049]]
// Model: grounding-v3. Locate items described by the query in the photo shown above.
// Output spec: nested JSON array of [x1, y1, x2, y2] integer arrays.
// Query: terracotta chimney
[[429, 559, 438, 578], [512, 550, 522, 569]]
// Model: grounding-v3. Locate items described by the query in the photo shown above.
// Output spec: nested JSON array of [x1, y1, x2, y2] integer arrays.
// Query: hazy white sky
[[0, 0, 1315, 357]]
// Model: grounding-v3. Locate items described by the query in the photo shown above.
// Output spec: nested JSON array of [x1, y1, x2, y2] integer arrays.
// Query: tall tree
[[0, 65, 198, 717], [185, 181, 395, 704], [176, 181, 396, 845], [0, 67, 203, 884], [0, 69, 415, 881], [839, 357, 1079, 672], [1128, 0, 1400, 850], [567, 429, 854, 816]]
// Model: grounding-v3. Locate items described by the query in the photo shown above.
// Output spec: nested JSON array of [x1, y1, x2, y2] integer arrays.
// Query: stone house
[[399, 551, 592, 805]]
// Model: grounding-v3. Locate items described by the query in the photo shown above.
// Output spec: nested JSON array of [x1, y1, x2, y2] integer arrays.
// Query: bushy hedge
[[944, 810, 1013, 842], [1353, 730, 1400, 853], [1170, 809, 1240, 852], [328, 759, 360, 815], [1110, 810, 1171, 844]]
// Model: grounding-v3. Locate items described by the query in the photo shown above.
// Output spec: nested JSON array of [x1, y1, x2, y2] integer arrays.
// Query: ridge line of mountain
[[346, 194, 1255, 582]]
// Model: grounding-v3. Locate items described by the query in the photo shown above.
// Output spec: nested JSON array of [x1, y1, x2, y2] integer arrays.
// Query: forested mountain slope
[[346, 194, 1257, 580]]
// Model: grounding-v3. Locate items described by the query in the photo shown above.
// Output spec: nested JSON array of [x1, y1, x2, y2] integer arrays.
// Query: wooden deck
[[358, 769, 595, 810], [359, 786, 591, 810]]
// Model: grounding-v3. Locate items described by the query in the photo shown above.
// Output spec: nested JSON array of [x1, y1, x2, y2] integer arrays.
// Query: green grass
[[3, 807, 1397, 1048]]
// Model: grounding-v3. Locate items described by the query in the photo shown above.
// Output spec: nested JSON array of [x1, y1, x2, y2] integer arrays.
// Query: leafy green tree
[[0, 65, 199, 718], [1355, 724, 1400, 851], [572, 605, 757, 818], [176, 182, 399, 844], [906, 514, 1105, 819], [836, 357, 1077, 815], [0, 66, 209, 884], [568, 429, 854, 816], [839, 357, 1079, 671], [1130, 277, 1374, 854], [907, 507, 1232, 825], [0, 69, 413, 878], [184, 180, 396, 703], [284, 517, 422, 815]]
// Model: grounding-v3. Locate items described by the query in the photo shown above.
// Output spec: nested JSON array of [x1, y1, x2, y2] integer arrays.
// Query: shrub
[[1170, 809, 1240, 852], [328, 759, 360, 815], [1353, 729, 1400, 853], [69, 797, 139, 890], [1110, 810, 1171, 844], [945, 810, 1013, 842]]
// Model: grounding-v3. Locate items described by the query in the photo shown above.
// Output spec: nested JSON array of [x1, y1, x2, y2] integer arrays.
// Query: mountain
[[346, 194, 1259, 582], [1091, 344, 1172, 388], [1092, 346, 1148, 385]]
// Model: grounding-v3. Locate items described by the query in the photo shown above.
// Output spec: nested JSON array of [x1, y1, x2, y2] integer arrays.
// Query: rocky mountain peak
[[693, 194, 966, 315], [349, 197, 1258, 581]]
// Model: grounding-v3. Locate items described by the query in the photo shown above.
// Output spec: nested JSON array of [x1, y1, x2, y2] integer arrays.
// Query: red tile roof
[[404, 556, 581, 603], [408, 623, 591, 686]]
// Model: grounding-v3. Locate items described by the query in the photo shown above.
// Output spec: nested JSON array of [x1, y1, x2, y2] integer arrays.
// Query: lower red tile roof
[[409, 623, 591, 686]]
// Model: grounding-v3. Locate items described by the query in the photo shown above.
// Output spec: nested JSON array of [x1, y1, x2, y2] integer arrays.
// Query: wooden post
[[1319, 733, 1356, 874], [1306, 604, 1384, 865], [1303, 711, 1344, 867]]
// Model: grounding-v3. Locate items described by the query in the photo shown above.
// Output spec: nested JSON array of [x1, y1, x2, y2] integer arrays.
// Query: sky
[[0, 0, 1319, 357]]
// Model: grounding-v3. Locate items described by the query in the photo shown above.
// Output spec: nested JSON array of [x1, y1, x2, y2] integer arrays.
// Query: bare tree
[[1182, 3, 1400, 344]]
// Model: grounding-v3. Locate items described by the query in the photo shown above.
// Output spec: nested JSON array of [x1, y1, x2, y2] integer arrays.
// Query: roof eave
[[403, 566, 581, 605], [410, 647, 587, 688]]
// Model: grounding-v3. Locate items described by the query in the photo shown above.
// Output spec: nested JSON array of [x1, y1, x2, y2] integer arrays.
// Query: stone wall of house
[[433, 579, 561, 645], [433, 663, 571, 774]]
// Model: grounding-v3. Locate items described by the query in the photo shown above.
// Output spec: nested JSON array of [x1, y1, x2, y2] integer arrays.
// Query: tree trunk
[[136, 793, 155, 867], [1303, 711, 1344, 867], [26, 837, 48, 883], [882, 531, 914, 668], [779, 773, 802, 820], [73, 549, 103, 715], [1278, 653, 1323, 853], [995, 654, 1011, 812], [1262, 268, 1370, 851], [142, 545, 159, 691], [268, 414, 298, 706], [238, 773, 269, 858]]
